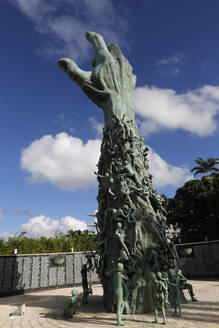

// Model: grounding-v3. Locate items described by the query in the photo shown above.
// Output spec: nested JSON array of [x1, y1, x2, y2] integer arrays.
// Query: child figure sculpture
[[151, 272, 167, 324], [63, 289, 80, 319], [157, 272, 170, 307]]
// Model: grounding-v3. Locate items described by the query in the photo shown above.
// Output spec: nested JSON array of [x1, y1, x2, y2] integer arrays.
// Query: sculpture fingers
[[86, 31, 110, 58], [58, 58, 92, 87], [58, 58, 77, 73]]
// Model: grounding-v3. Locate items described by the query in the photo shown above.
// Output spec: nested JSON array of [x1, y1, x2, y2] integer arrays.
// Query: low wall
[[1, 241, 218, 296], [0, 252, 99, 296], [176, 240, 219, 277]]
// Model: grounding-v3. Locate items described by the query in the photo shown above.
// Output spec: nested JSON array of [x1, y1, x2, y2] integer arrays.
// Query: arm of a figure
[[168, 282, 177, 287], [180, 273, 187, 282], [114, 231, 130, 257], [121, 239, 130, 257]]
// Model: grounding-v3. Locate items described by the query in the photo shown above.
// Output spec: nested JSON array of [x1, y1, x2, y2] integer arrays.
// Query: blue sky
[[1, 0, 219, 239]]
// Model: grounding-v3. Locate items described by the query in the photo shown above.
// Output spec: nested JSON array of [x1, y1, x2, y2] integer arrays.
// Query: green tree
[[0, 238, 7, 254], [0, 230, 97, 255], [66, 230, 76, 238], [190, 157, 219, 177], [165, 173, 219, 243]]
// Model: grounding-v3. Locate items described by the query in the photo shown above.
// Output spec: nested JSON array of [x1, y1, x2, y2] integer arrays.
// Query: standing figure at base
[[81, 264, 92, 304], [106, 262, 128, 326], [151, 272, 167, 324], [157, 272, 170, 307], [168, 268, 182, 317]]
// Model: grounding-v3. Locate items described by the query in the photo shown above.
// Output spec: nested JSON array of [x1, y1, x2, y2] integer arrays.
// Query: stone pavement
[[0, 280, 219, 328]]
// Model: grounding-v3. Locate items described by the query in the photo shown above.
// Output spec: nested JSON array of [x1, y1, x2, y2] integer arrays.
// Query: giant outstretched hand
[[58, 32, 113, 107], [58, 31, 137, 129]]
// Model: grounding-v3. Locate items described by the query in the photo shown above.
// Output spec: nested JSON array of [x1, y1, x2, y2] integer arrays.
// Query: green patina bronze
[[81, 263, 92, 304], [63, 289, 80, 319], [151, 272, 167, 324], [51, 256, 65, 266], [58, 31, 177, 322], [168, 268, 182, 317], [9, 304, 25, 317], [177, 269, 198, 302]]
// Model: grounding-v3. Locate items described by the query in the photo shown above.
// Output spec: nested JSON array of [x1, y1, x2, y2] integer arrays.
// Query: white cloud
[[20, 132, 101, 191], [0, 232, 13, 240], [20, 131, 192, 190], [134, 85, 219, 136], [148, 147, 192, 188], [10, 0, 128, 61], [21, 215, 88, 237], [156, 53, 186, 66], [60, 216, 88, 232], [89, 117, 104, 136], [21, 215, 59, 237], [155, 53, 186, 76], [0, 207, 7, 219]]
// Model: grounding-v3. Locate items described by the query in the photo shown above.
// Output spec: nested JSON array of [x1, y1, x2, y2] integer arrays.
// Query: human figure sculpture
[[115, 175, 133, 208], [103, 208, 117, 234], [119, 160, 142, 187], [150, 272, 167, 324], [106, 262, 129, 326], [114, 222, 130, 262], [126, 267, 145, 313], [177, 269, 198, 302], [156, 272, 170, 306], [95, 171, 115, 199], [58, 31, 177, 314], [85, 253, 95, 272], [81, 264, 92, 304], [168, 268, 182, 317], [63, 289, 80, 319]]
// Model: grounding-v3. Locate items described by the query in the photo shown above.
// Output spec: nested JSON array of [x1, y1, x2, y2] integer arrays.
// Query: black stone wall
[[176, 240, 219, 277], [0, 252, 99, 296]]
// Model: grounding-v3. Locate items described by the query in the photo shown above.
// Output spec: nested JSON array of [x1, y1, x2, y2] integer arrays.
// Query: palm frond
[[190, 166, 205, 173], [210, 167, 219, 172], [194, 157, 204, 165], [191, 157, 219, 177], [193, 169, 205, 177]]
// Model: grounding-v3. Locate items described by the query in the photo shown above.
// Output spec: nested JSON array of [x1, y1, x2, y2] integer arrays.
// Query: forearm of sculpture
[[108, 188, 115, 197], [121, 240, 130, 257], [168, 282, 178, 288]]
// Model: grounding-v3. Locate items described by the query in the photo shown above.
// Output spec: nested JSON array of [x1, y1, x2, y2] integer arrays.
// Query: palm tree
[[190, 157, 219, 177]]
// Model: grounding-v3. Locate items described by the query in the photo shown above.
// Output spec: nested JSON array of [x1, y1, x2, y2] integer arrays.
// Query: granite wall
[[176, 240, 219, 277], [0, 252, 99, 296], [1, 241, 218, 296]]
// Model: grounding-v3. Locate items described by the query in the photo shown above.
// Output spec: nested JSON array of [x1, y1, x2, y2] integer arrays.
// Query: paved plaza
[[0, 279, 219, 328]]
